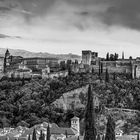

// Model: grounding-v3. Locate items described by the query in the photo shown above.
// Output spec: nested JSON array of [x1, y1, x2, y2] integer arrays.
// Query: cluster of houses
[[0, 117, 80, 140]]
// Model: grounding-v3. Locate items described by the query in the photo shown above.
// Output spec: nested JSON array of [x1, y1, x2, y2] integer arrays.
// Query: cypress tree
[[137, 133, 139, 140], [92, 68, 94, 74], [65, 130, 68, 138], [102, 135, 105, 140], [42, 133, 45, 140], [39, 130, 43, 140], [105, 115, 116, 140], [32, 129, 37, 140], [47, 124, 51, 140], [28, 134, 31, 140], [97, 134, 101, 140], [105, 68, 109, 83], [77, 136, 80, 140], [101, 63, 103, 74], [106, 53, 109, 61], [113, 73, 116, 81], [3, 56, 6, 73], [84, 85, 96, 140], [99, 61, 101, 76]]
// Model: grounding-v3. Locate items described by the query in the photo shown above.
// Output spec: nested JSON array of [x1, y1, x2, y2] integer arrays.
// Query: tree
[[60, 61, 66, 70], [105, 68, 109, 83], [65, 130, 68, 138], [47, 124, 51, 140], [75, 59, 79, 64], [97, 134, 101, 140], [129, 56, 132, 60], [77, 136, 80, 140], [102, 135, 105, 140], [28, 134, 31, 140], [32, 129, 37, 140], [101, 63, 103, 74], [84, 85, 96, 140], [113, 73, 116, 81], [92, 68, 94, 74], [137, 133, 139, 140], [39, 130, 44, 140], [110, 54, 115, 61], [99, 61, 101, 77], [106, 53, 109, 61], [105, 115, 116, 140], [42, 133, 45, 140], [114, 53, 118, 61], [3, 56, 7, 73]]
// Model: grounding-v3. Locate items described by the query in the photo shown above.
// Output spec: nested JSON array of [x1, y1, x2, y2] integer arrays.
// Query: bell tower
[[5, 49, 10, 58], [71, 116, 80, 136], [3, 49, 10, 73]]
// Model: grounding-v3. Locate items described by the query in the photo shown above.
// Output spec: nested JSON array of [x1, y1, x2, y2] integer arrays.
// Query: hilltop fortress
[[71, 50, 140, 79], [0, 49, 140, 79]]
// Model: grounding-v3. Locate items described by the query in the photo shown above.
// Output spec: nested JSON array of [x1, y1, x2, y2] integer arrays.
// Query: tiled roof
[[71, 116, 79, 120], [50, 123, 63, 135], [61, 128, 75, 136]]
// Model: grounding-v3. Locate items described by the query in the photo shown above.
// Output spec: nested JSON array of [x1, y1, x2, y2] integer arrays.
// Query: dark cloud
[[1, 0, 140, 30], [72, 0, 140, 30], [100, 0, 140, 30]]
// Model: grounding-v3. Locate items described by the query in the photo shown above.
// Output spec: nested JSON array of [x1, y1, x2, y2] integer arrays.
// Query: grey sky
[[0, 0, 140, 58]]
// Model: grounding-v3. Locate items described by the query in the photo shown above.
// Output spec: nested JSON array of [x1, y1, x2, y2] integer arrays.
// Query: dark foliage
[[84, 85, 96, 140], [105, 115, 115, 140]]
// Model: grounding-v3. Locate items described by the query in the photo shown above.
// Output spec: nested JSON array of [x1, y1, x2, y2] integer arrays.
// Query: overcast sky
[[0, 0, 140, 58]]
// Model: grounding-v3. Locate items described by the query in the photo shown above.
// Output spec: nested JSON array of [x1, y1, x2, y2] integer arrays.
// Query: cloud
[[1, 0, 140, 34], [17, 0, 140, 30], [100, 0, 140, 30]]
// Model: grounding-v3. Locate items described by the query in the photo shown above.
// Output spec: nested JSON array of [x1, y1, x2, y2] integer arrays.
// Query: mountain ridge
[[0, 48, 81, 61]]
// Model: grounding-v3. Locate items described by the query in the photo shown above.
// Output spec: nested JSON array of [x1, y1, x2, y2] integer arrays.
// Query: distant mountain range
[[0, 48, 81, 61]]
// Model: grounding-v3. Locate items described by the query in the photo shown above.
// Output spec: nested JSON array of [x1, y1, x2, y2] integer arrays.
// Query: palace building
[[3, 49, 59, 74]]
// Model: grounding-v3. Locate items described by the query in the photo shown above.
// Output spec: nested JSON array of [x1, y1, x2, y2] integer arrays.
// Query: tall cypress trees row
[[84, 85, 96, 140], [105, 115, 116, 140]]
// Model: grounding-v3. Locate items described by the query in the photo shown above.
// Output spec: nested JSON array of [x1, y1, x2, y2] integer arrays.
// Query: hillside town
[[0, 0, 140, 140], [0, 49, 139, 140]]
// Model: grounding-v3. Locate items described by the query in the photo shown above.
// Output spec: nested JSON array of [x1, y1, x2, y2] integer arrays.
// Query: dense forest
[[0, 72, 140, 134]]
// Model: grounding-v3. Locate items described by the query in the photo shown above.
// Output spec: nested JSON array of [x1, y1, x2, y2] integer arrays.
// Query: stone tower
[[71, 116, 80, 136], [82, 50, 92, 65], [3, 49, 10, 73], [5, 49, 10, 58]]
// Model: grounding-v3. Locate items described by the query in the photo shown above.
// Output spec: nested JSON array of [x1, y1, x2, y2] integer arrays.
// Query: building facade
[[82, 50, 98, 65]]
